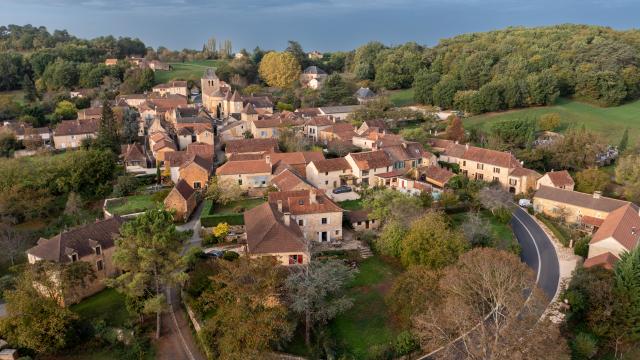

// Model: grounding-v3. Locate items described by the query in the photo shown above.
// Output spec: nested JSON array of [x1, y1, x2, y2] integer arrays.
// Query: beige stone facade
[[53, 133, 96, 149]]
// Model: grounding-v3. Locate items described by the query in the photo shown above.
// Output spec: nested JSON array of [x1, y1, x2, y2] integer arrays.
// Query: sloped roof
[[203, 68, 218, 79], [319, 105, 362, 114], [348, 150, 393, 170], [242, 103, 257, 115], [54, 119, 99, 136], [509, 167, 542, 178], [304, 66, 327, 75], [268, 151, 324, 166], [27, 217, 123, 263], [534, 186, 633, 213], [216, 159, 272, 175], [179, 155, 212, 173], [583, 252, 618, 270], [244, 202, 307, 255], [311, 158, 352, 173], [271, 169, 313, 191], [225, 138, 278, 154], [268, 189, 342, 215], [346, 210, 374, 223], [230, 90, 242, 102], [591, 203, 640, 251], [423, 165, 456, 185], [305, 116, 334, 127], [173, 179, 196, 200], [544, 170, 575, 188], [121, 143, 146, 162], [355, 87, 376, 99], [462, 146, 520, 168]]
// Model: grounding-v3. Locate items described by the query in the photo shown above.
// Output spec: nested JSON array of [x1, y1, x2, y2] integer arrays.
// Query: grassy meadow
[[154, 59, 227, 84]]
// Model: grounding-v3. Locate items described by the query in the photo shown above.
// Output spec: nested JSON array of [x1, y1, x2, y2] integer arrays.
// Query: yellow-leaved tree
[[258, 51, 301, 88]]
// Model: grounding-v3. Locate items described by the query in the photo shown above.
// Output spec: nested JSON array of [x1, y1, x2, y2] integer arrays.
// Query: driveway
[[328, 191, 360, 202], [177, 202, 205, 255]]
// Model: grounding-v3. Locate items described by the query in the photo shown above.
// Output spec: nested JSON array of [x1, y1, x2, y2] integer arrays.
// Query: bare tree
[[462, 212, 492, 247], [413, 248, 569, 360], [478, 185, 513, 215], [0, 219, 28, 266]]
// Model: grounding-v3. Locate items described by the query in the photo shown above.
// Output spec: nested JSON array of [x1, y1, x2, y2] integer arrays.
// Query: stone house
[[585, 203, 640, 269], [319, 123, 358, 143], [215, 158, 272, 189], [537, 170, 575, 191], [219, 120, 249, 142], [268, 189, 343, 243], [420, 165, 456, 189], [224, 138, 279, 158], [53, 119, 99, 149], [243, 202, 310, 266], [164, 180, 197, 222], [303, 116, 335, 141], [178, 155, 212, 190], [345, 150, 394, 186], [271, 168, 315, 191], [346, 210, 380, 232], [77, 107, 103, 121], [317, 105, 362, 121], [355, 87, 376, 104], [300, 66, 328, 89], [121, 143, 149, 168], [25, 217, 124, 306], [152, 81, 188, 97], [306, 158, 354, 190]]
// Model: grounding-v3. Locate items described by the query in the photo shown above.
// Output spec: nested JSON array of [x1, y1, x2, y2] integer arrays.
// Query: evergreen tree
[[22, 74, 37, 102], [619, 128, 629, 152], [612, 247, 640, 346], [95, 100, 119, 153]]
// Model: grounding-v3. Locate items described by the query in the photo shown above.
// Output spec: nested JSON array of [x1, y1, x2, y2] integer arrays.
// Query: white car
[[518, 198, 532, 208]]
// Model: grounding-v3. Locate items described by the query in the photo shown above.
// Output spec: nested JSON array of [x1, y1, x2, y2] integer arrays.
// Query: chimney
[[277, 199, 283, 213], [465, 143, 469, 150], [593, 191, 602, 199], [309, 189, 317, 204], [455, 140, 459, 144], [283, 212, 291, 226], [265, 155, 271, 164], [632, 226, 637, 235]]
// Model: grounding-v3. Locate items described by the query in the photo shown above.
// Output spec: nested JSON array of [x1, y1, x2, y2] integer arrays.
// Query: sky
[[1, 0, 640, 52]]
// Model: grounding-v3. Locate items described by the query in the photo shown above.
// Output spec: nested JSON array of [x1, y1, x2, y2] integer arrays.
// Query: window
[[362, 178, 369, 185], [361, 170, 369, 176], [298, 219, 304, 226], [96, 260, 104, 271], [289, 254, 303, 264], [462, 161, 466, 166], [298, 199, 304, 205], [493, 176, 499, 182], [260, 131, 267, 137], [335, 230, 339, 235], [493, 167, 500, 173], [321, 218, 328, 224], [325, 172, 329, 176], [357, 221, 362, 225], [477, 173, 484, 180], [238, 179, 243, 185], [509, 179, 518, 186], [193, 181, 201, 189], [477, 163, 484, 170], [325, 180, 329, 185], [95, 246, 102, 255]]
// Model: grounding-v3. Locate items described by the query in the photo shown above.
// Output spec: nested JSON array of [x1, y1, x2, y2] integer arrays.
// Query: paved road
[[511, 206, 560, 301]]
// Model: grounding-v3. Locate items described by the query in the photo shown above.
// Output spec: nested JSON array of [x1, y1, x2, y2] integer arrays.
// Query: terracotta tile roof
[[534, 186, 633, 213], [179, 155, 213, 173], [362, 119, 388, 131], [27, 217, 123, 263], [509, 167, 542, 178], [216, 159, 272, 175], [346, 210, 373, 223], [243, 96, 273, 109], [545, 170, 575, 188], [348, 150, 393, 170], [591, 203, 640, 251], [268, 189, 342, 215], [382, 143, 426, 162], [228, 153, 265, 161], [271, 169, 313, 191], [186, 143, 215, 159], [268, 151, 324, 166], [295, 108, 322, 117], [164, 151, 192, 167], [242, 103, 257, 114], [424, 165, 456, 185], [153, 80, 187, 89], [375, 169, 407, 178], [581, 215, 605, 227], [584, 252, 618, 270], [252, 117, 301, 128], [310, 158, 352, 173], [225, 138, 278, 154], [244, 203, 307, 255], [121, 143, 146, 163], [173, 179, 196, 200], [462, 146, 520, 168], [54, 119, 99, 136], [153, 139, 177, 152], [305, 116, 334, 127]]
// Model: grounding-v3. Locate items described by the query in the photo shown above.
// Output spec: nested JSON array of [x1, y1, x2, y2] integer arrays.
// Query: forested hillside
[[351, 24, 640, 112]]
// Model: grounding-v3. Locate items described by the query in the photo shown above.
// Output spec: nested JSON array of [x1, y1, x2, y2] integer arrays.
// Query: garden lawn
[[448, 210, 518, 253], [154, 60, 227, 84], [214, 198, 265, 214], [71, 288, 130, 327], [330, 256, 404, 359], [463, 97, 640, 145], [389, 88, 415, 107], [106, 194, 161, 216], [200, 198, 265, 227]]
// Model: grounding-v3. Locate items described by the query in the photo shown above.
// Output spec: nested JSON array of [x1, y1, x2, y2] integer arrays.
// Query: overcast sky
[[1, 0, 639, 51]]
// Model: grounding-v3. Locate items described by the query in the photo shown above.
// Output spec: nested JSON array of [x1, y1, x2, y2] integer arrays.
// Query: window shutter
[[298, 255, 303, 264]]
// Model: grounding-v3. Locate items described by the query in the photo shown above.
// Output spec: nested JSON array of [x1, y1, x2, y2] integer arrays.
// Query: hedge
[[201, 214, 244, 227]]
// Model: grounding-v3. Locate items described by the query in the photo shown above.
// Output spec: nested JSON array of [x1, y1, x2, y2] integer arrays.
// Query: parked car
[[518, 198, 532, 208], [333, 186, 352, 194], [205, 250, 224, 258]]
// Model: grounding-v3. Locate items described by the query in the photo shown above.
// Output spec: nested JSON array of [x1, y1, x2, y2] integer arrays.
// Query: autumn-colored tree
[[444, 117, 465, 142], [575, 168, 610, 194], [258, 51, 301, 88], [386, 266, 441, 326], [400, 211, 468, 269], [205, 176, 243, 205], [615, 154, 640, 203], [538, 112, 561, 131]]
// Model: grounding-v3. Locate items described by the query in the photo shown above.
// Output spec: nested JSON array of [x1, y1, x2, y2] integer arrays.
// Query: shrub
[[494, 206, 512, 224], [150, 188, 171, 203], [222, 251, 240, 261], [574, 236, 590, 257], [571, 332, 598, 359], [394, 331, 419, 356], [112, 175, 139, 197]]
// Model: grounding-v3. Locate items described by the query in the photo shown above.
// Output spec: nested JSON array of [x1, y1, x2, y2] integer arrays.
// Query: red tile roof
[[348, 150, 393, 170], [310, 158, 352, 173], [244, 203, 307, 255], [268, 189, 342, 215], [216, 159, 272, 175], [591, 203, 640, 251], [583, 252, 618, 270], [54, 119, 99, 136], [225, 138, 278, 154], [424, 165, 456, 185], [545, 170, 575, 188], [271, 169, 313, 191]]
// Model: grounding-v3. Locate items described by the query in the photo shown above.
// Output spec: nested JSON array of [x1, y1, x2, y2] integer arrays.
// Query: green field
[[71, 288, 131, 327], [464, 98, 640, 144], [330, 256, 404, 359], [106, 194, 162, 216], [389, 88, 415, 107], [154, 60, 227, 84], [338, 199, 364, 211]]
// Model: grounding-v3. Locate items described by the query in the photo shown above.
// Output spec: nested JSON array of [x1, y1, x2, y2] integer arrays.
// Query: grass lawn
[[106, 194, 162, 216], [0, 90, 24, 103], [330, 256, 404, 359], [463, 97, 640, 144], [213, 197, 265, 214], [154, 59, 227, 84], [338, 199, 364, 211], [388, 88, 415, 107], [71, 288, 130, 327]]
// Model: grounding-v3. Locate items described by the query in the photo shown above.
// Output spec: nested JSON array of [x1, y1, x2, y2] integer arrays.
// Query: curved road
[[510, 206, 560, 301]]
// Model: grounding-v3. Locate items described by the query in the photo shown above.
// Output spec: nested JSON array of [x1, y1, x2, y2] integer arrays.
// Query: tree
[[539, 113, 561, 132], [212, 222, 229, 241], [362, 188, 422, 227], [0, 265, 79, 354], [413, 248, 570, 359], [205, 177, 243, 205], [619, 128, 629, 153], [550, 128, 605, 171], [386, 266, 441, 326], [444, 117, 465, 142], [121, 108, 140, 144], [199, 258, 294, 358], [0, 131, 19, 157], [611, 247, 640, 352], [95, 100, 119, 153], [285, 259, 356, 345], [478, 185, 512, 216], [53, 100, 78, 120], [575, 168, 610, 194], [615, 154, 640, 203], [285, 40, 307, 68], [318, 74, 356, 106], [258, 51, 301, 88], [462, 212, 492, 247], [413, 70, 441, 105], [22, 74, 37, 102], [400, 211, 468, 269], [0, 219, 27, 266], [432, 76, 463, 109], [375, 220, 407, 258], [108, 210, 186, 339]]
